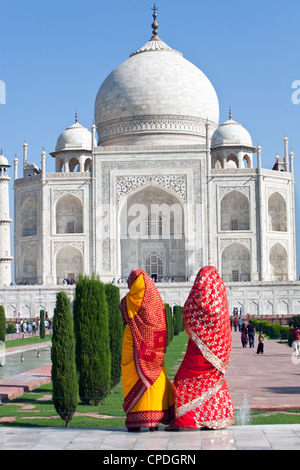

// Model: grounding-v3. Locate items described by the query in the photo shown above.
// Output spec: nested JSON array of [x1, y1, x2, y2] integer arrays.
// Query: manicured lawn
[[1, 330, 300, 427], [5, 335, 51, 349], [0, 331, 188, 428]]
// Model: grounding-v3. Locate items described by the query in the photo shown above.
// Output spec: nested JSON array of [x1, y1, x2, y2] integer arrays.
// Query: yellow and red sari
[[120, 269, 174, 430], [172, 266, 235, 430]]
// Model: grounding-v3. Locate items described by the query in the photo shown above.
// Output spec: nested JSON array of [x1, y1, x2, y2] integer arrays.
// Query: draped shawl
[[183, 265, 232, 374], [119, 269, 168, 413], [174, 266, 234, 428]]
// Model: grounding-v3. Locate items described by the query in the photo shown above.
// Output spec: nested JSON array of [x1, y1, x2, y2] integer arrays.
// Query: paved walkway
[[227, 327, 300, 410], [0, 342, 51, 402], [0, 424, 300, 450], [0, 331, 300, 450]]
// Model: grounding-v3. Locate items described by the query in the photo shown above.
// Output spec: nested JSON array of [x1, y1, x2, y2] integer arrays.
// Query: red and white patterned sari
[[172, 266, 235, 429]]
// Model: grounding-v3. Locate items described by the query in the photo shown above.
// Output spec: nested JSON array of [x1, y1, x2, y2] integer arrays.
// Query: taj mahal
[[0, 7, 299, 318]]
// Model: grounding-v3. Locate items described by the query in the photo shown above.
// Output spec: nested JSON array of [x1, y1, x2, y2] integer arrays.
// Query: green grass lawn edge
[[0, 331, 299, 428]]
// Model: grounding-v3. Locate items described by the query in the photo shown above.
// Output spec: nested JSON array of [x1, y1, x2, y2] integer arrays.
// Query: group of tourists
[[240, 321, 264, 354], [12, 317, 52, 335], [231, 314, 264, 354], [119, 266, 235, 432]]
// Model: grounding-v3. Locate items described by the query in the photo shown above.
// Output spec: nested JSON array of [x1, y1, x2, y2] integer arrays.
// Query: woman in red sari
[[168, 266, 235, 430], [120, 269, 174, 431]]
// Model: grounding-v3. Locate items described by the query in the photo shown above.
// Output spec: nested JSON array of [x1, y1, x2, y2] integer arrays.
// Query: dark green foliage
[[105, 283, 123, 389], [289, 315, 300, 327], [251, 319, 292, 345], [7, 323, 16, 334], [39, 309, 45, 339], [165, 303, 174, 344], [173, 305, 183, 336], [0, 305, 5, 342], [73, 275, 111, 405], [51, 292, 78, 427]]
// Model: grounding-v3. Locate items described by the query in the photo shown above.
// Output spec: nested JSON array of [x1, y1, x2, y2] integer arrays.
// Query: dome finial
[[75, 110, 78, 123], [151, 4, 159, 39], [229, 106, 232, 120]]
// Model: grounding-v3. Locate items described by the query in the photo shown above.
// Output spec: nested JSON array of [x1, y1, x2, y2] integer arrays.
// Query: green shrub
[[7, 323, 16, 334], [73, 275, 111, 405], [39, 309, 45, 339], [251, 319, 292, 344], [0, 306, 5, 342], [289, 315, 300, 327], [269, 323, 282, 339], [165, 303, 174, 345], [173, 305, 183, 336], [105, 283, 123, 389], [51, 291, 78, 427]]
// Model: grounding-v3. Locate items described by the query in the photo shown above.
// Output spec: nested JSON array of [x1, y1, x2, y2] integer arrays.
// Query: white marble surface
[[0, 425, 300, 450]]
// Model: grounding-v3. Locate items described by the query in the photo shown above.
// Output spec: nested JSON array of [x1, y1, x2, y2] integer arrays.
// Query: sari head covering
[[172, 266, 234, 429], [183, 265, 232, 373], [120, 269, 172, 420]]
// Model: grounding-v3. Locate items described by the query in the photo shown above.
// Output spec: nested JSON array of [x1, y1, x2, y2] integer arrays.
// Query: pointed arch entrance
[[119, 184, 185, 281]]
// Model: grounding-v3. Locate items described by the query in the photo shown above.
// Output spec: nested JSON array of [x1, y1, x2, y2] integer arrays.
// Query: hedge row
[[251, 319, 292, 346]]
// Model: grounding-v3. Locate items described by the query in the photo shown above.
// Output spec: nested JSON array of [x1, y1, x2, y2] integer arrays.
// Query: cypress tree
[[165, 303, 174, 344], [173, 305, 183, 336], [40, 309, 45, 339], [73, 275, 111, 405], [0, 305, 6, 343], [105, 283, 123, 390], [51, 292, 78, 427]]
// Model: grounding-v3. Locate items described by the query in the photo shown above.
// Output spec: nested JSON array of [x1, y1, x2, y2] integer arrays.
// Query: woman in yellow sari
[[120, 269, 174, 431]]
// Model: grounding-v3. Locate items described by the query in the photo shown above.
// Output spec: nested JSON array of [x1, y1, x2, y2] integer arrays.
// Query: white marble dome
[[0, 152, 9, 166], [94, 36, 219, 146], [55, 120, 93, 152], [211, 118, 253, 148]]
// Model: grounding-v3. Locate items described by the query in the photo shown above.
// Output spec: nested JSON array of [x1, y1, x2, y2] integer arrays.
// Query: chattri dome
[[94, 11, 219, 146], [0, 151, 10, 167], [55, 115, 93, 152], [211, 116, 253, 148]]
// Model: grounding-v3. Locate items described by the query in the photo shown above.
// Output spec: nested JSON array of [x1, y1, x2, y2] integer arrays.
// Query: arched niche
[[69, 157, 80, 172], [119, 184, 185, 281], [22, 245, 37, 284], [145, 253, 164, 281], [56, 194, 83, 234], [57, 158, 65, 172], [21, 197, 37, 237], [84, 158, 92, 172], [212, 155, 222, 169], [56, 245, 83, 285], [225, 154, 238, 169], [268, 192, 287, 232], [222, 242, 251, 282], [269, 243, 288, 281], [221, 190, 250, 231], [243, 154, 251, 168]]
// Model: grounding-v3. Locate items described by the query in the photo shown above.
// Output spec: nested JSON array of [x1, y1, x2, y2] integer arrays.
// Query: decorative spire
[[229, 106, 232, 120], [130, 4, 182, 57], [75, 110, 78, 123], [151, 4, 159, 39]]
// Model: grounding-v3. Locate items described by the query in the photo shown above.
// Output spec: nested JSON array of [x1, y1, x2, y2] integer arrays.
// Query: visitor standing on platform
[[247, 321, 255, 348], [290, 324, 300, 357], [166, 266, 235, 430], [256, 331, 264, 354], [119, 269, 174, 432], [241, 323, 248, 348]]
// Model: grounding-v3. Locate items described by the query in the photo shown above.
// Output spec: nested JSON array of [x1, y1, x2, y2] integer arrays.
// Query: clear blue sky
[[1, 0, 300, 277]]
